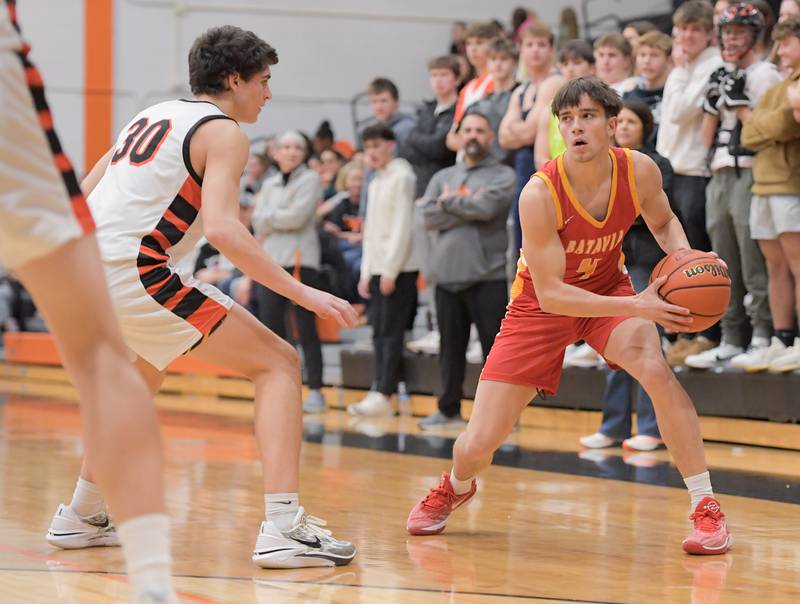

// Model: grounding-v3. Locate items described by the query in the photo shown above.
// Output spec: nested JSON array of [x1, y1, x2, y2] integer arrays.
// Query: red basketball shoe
[[407, 472, 476, 536], [682, 497, 733, 555]]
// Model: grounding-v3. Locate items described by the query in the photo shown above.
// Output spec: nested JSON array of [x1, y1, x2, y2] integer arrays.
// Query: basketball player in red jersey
[[408, 77, 732, 555], [1, 1, 177, 602]]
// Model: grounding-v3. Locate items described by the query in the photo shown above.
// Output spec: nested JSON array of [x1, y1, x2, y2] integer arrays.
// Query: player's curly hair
[[189, 25, 278, 95]]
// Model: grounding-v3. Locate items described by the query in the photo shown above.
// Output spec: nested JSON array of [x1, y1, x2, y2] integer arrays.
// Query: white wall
[[16, 0, 670, 172], [16, 0, 85, 171]]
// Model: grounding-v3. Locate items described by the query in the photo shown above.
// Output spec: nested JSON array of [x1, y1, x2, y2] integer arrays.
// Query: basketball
[[650, 249, 731, 332]]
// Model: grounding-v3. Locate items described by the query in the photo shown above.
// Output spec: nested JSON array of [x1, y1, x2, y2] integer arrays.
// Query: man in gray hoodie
[[417, 112, 515, 428]]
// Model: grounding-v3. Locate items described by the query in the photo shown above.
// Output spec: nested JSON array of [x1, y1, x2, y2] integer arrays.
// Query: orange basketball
[[649, 249, 731, 333]]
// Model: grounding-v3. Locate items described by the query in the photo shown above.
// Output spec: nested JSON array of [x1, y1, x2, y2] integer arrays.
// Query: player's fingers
[[664, 302, 691, 316], [647, 276, 667, 292], [342, 304, 359, 327], [675, 316, 694, 326], [327, 305, 347, 327], [660, 319, 689, 332], [665, 312, 693, 326], [335, 300, 358, 326], [707, 251, 728, 269]]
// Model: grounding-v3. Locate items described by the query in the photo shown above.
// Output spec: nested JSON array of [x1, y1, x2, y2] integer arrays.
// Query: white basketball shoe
[[252, 507, 356, 568], [46, 503, 120, 549]]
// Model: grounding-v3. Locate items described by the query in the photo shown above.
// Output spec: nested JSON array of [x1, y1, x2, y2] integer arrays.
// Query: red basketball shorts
[[480, 280, 636, 396]]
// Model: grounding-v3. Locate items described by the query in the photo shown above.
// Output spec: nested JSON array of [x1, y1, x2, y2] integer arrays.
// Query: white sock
[[265, 492, 299, 531], [69, 477, 105, 517], [450, 469, 473, 495], [684, 471, 714, 510], [117, 513, 177, 604]]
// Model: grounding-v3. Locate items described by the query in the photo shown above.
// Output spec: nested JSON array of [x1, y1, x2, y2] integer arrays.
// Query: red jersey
[[510, 147, 640, 309]]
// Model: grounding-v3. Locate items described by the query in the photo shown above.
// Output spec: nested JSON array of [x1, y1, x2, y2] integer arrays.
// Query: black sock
[[775, 329, 797, 348]]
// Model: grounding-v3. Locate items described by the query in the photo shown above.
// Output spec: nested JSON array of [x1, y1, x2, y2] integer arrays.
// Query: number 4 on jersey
[[111, 118, 172, 166], [577, 257, 599, 280]]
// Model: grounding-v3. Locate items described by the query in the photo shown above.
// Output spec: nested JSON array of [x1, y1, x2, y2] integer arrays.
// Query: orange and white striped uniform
[[88, 99, 235, 370], [0, 0, 94, 269]]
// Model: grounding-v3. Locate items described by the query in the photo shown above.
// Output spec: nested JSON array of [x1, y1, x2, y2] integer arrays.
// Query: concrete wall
[[17, 0, 669, 173]]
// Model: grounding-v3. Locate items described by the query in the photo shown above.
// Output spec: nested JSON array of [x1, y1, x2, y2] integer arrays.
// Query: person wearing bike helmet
[[686, 2, 781, 371]]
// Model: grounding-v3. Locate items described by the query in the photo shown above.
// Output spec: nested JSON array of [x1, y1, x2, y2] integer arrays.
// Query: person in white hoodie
[[349, 124, 419, 416], [657, 0, 725, 364]]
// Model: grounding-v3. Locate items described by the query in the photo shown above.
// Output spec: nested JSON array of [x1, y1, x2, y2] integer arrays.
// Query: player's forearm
[[205, 220, 305, 301], [651, 214, 690, 255], [538, 281, 637, 318]]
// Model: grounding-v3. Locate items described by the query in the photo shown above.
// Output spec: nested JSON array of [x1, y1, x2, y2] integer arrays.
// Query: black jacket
[[404, 100, 457, 197], [623, 146, 674, 270]]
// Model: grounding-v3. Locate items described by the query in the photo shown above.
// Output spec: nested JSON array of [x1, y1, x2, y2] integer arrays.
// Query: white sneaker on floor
[[579, 432, 617, 449], [564, 343, 602, 368], [622, 435, 663, 451], [465, 339, 483, 364], [728, 337, 784, 372], [684, 342, 744, 369], [768, 337, 800, 372], [252, 507, 356, 568], [347, 391, 393, 417], [46, 504, 119, 549], [407, 330, 440, 355]]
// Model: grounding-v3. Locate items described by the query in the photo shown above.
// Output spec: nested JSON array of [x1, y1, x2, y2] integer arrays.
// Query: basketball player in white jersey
[[46, 25, 359, 568], [1, 2, 177, 602]]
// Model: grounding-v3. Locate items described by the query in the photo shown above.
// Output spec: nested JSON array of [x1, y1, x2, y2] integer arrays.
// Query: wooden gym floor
[[0, 379, 798, 603]]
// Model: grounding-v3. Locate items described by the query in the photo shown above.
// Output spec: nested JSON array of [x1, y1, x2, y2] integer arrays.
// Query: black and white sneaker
[[252, 507, 356, 568], [46, 504, 119, 549]]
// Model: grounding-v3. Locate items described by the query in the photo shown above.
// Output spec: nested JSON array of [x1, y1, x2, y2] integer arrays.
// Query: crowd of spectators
[[6, 2, 800, 438]]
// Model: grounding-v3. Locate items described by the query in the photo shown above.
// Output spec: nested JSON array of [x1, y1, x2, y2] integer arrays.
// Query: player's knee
[[457, 431, 499, 462], [279, 341, 302, 377], [248, 337, 300, 383], [634, 357, 674, 391]]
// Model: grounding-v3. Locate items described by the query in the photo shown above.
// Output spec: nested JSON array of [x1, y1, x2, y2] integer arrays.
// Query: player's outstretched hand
[[296, 286, 359, 327], [634, 276, 693, 332]]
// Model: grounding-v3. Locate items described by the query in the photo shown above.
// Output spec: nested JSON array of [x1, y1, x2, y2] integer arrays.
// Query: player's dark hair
[[361, 123, 396, 143], [551, 76, 623, 118], [189, 25, 278, 95]]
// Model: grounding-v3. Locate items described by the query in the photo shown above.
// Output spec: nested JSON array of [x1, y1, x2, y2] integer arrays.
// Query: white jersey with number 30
[[86, 99, 235, 371], [89, 99, 232, 265]]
